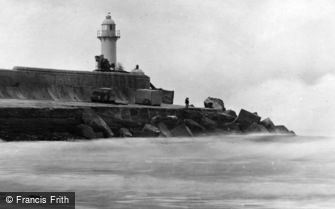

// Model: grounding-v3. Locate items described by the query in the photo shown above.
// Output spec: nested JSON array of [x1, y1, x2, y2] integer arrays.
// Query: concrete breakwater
[[0, 66, 150, 102], [0, 103, 294, 141]]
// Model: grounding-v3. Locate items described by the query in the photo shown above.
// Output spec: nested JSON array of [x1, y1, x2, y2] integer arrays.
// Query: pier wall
[[0, 66, 150, 102]]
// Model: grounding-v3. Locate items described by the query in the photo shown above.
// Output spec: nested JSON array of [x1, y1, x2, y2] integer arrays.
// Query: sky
[[0, 0, 334, 136]]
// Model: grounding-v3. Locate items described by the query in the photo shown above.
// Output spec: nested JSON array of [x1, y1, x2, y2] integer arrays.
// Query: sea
[[0, 135, 334, 209]]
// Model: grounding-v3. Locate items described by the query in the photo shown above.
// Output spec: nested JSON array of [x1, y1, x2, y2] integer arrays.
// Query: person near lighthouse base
[[130, 65, 145, 75]]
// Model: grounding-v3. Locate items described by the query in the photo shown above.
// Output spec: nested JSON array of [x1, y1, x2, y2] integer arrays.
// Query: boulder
[[95, 132, 105, 139], [260, 118, 275, 132], [76, 124, 96, 139], [171, 124, 193, 137], [236, 109, 261, 131], [207, 112, 235, 124], [128, 128, 144, 137], [289, 130, 296, 135], [184, 119, 206, 132], [221, 122, 241, 133], [119, 128, 132, 137], [151, 115, 179, 129], [107, 118, 143, 130], [245, 122, 268, 133], [204, 97, 226, 111], [157, 122, 173, 137], [150, 115, 162, 124], [178, 109, 203, 122], [200, 117, 217, 130], [274, 125, 293, 135], [82, 109, 114, 137], [224, 109, 237, 118], [142, 124, 161, 137], [163, 115, 179, 126]]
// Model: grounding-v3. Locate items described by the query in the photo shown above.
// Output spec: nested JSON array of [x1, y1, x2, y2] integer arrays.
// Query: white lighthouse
[[97, 13, 120, 66]]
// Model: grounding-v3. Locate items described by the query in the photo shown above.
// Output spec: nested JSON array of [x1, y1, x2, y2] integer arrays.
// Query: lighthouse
[[97, 13, 120, 66]]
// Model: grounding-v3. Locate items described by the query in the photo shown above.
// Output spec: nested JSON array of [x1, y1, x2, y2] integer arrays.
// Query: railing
[[97, 30, 120, 38]]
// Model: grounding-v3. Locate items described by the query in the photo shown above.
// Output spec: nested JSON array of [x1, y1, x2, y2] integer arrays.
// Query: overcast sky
[[0, 0, 334, 136]]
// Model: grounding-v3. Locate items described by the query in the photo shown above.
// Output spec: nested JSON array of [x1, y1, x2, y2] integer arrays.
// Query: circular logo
[[5, 196, 13, 204]]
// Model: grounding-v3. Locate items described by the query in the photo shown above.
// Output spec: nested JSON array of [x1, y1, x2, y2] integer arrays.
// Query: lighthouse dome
[[102, 13, 115, 25]]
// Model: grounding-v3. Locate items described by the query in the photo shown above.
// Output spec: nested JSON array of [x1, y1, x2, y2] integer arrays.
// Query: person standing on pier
[[185, 97, 189, 109]]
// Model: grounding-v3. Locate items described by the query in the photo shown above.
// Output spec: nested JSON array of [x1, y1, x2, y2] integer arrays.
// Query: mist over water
[[0, 135, 334, 209]]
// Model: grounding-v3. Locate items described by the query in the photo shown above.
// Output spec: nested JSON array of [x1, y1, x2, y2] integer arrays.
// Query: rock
[[95, 132, 105, 138], [236, 109, 261, 131], [151, 115, 179, 127], [207, 112, 235, 124], [128, 128, 143, 137], [157, 122, 173, 137], [218, 112, 236, 122], [142, 124, 161, 137], [260, 118, 275, 132], [108, 118, 143, 130], [82, 109, 114, 137], [150, 115, 162, 124], [290, 130, 296, 135], [178, 109, 203, 123], [274, 125, 293, 135], [224, 109, 237, 118], [184, 119, 206, 132], [76, 124, 96, 139], [200, 117, 217, 130], [204, 97, 226, 111], [245, 122, 268, 133], [171, 124, 193, 137], [119, 128, 132, 137], [222, 122, 241, 133], [163, 115, 180, 128]]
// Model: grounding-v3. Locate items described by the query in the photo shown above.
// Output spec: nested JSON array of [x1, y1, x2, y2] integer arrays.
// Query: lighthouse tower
[[97, 13, 120, 66]]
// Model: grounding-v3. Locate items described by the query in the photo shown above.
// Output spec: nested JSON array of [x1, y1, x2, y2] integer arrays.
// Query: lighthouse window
[[110, 25, 114, 30], [102, 25, 108, 30]]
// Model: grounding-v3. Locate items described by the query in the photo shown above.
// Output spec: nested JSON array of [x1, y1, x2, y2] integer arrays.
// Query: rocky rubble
[[204, 97, 226, 111], [0, 98, 295, 141], [76, 106, 295, 139]]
